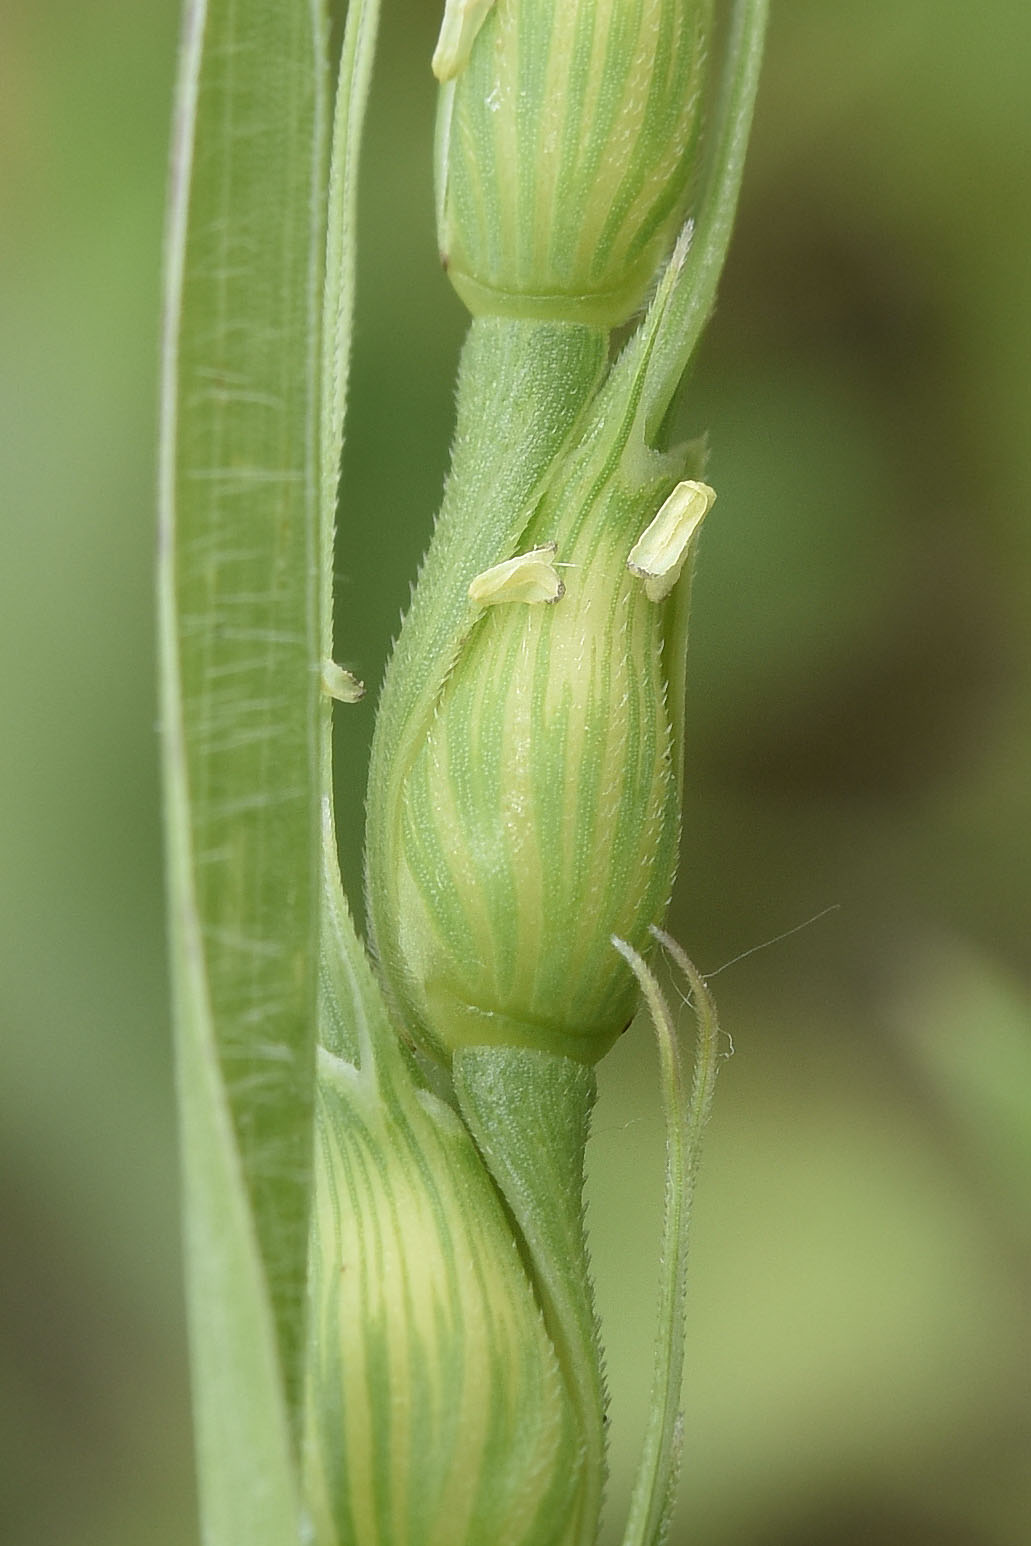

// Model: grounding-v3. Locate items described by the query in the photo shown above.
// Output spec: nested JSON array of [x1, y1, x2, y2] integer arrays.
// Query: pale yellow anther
[[321, 660, 365, 703], [432, 0, 496, 82], [468, 544, 564, 607], [627, 480, 716, 602]]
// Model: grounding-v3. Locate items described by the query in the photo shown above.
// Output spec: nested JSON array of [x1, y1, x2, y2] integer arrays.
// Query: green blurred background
[[2, 1, 1029, 1542]]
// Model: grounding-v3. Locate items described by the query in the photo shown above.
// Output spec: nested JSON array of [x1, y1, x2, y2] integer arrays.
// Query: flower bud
[[390, 483, 710, 1065], [434, 0, 713, 324], [303, 1051, 583, 1546]]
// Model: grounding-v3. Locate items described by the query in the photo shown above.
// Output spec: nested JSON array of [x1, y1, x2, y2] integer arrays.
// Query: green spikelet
[[435, 0, 714, 323], [302, 1049, 583, 1546]]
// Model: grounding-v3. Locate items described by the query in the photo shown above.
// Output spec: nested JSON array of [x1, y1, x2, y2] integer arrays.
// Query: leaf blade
[[158, 0, 329, 1517]]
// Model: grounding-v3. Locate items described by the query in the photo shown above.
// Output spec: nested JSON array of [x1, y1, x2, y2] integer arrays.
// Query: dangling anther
[[627, 480, 716, 602], [321, 660, 365, 703], [468, 543, 565, 607]]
